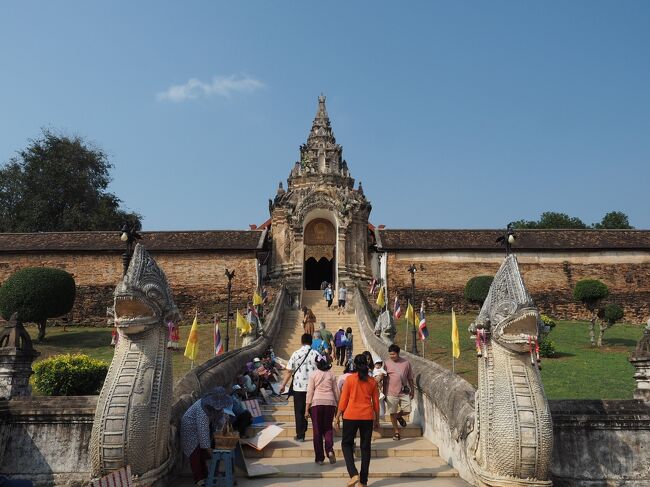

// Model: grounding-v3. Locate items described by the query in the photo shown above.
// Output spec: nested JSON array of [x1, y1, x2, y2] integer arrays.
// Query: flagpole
[[404, 299, 409, 352], [234, 308, 238, 349]]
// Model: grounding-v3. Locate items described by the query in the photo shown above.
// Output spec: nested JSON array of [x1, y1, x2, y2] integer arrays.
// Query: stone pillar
[[0, 314, 40, 399], [630, 321, 650, 402]]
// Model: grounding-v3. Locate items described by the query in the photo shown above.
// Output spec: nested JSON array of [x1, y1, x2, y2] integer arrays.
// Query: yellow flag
[[405, 302, 415, 325], [184, 314, 199, 361], [376, 286, 385, 308], [253, 291, 263, 306], [236, 310, 251, 336], [452, 308, 461, 359]]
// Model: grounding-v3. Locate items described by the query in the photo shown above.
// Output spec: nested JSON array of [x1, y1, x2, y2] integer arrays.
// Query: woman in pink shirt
[[305, 354, 340, 465]]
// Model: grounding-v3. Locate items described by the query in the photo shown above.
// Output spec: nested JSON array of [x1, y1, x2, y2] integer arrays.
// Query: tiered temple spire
[[297, 95, 347, 176]]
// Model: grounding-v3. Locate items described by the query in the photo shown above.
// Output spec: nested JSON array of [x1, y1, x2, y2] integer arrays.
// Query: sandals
[[392, 432, 401, 441], [347, 474, 360, 486], [397, 416, 407, 427]]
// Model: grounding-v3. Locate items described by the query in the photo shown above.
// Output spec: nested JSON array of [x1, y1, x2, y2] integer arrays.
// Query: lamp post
[[120, 223, 141, 276], [407, 264, 418, 354], [224, 269, 235, 352]]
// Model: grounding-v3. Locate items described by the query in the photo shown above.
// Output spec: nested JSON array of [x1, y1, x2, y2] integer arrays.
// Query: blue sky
[[1, 1, 649, 230]]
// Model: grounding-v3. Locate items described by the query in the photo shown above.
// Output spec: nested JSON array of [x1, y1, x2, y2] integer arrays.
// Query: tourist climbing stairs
[[237, 289, 468, 484]]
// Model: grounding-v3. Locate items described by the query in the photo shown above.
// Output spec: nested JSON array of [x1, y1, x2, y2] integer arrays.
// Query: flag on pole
[[405, 302, 415, 326], [376, 286, 385, 308], [418, 302, 429, 340], [214, 317, 223, 356], [253, 291, 263, 306], [236, 310, 251, 336], [368, 278, 378, 295], [393, 296, 402, 320], [451, 308, 461, 359], [247, 303, 259, 328], [184, 313, 199, 361]]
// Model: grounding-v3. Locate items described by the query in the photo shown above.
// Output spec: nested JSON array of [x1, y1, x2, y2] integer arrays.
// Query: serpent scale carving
[[468, 254, 553, 486], [90, 244, 180, 479]]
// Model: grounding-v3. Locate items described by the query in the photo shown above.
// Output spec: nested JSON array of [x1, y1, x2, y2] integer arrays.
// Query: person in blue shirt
[[312, 330, 329, 355], [229, 384, 253, 437]]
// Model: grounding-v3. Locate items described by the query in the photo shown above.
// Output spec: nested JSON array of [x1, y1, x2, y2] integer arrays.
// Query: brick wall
[[0, 251, 259, 324], [385, 251, 650, 323]]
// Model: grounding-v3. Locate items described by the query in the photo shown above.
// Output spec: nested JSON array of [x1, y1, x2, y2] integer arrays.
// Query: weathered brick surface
[[0, 251, 258, 324], [386, 252, 650, 323]]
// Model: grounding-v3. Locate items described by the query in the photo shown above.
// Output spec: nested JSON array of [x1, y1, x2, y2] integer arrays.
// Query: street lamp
[[120, 222, 141, 276], [224, 269, 235, 352], [407, 264, 418, 355]]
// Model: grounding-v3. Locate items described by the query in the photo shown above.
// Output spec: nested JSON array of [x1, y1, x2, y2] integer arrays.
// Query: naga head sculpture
[[113, 244, 181, 335], [470, 254, 541, 352]]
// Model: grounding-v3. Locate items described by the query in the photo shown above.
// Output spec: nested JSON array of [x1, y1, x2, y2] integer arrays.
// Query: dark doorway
[[304, 257, 335, 290]]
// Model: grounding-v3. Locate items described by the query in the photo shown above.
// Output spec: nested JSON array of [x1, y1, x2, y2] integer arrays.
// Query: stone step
[[242, 455, 459, 479], [242, 437, 432, 459], [262, 411, 410, 423], [247, 423, 422, 439], [174, 474, 469, 486]]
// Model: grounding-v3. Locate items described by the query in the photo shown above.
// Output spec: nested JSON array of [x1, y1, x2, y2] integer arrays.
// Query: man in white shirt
[[337, 284, 348, 315], [280, 333, 320, 441]]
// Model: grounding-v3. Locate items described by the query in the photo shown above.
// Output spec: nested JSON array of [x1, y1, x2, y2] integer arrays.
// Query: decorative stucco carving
[[468, 254, 553, 486], [90, 244, 181, 480]]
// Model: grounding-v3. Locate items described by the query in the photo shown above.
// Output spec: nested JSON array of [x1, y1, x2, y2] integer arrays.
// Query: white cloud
[[157, 75, 265, 102]]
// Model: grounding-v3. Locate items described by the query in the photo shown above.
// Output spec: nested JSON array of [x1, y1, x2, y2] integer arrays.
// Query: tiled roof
[[377, 229, 650, 251], [0, 230, 266, 252]]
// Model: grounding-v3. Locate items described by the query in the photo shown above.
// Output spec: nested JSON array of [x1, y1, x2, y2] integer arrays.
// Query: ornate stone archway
[[303, 218, 336, 289]]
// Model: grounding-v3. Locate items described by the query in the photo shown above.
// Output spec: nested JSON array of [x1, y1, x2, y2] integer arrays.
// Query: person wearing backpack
[[334, 326, 346, 366]]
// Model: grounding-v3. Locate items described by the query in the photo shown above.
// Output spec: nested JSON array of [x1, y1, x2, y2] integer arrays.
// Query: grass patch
[[26, 318, 244, 389], [391, 314, 643, 400], [25, 313, 643, 399]]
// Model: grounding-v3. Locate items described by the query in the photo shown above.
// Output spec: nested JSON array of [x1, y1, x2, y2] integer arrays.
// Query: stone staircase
[[237, 289, 467, 484]]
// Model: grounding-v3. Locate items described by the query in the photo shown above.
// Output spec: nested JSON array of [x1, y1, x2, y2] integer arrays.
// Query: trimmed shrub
[[573, 279, 609, 309], [33, 354, 108, 396], [540, 314, 556, 331], [0, 267, 76, 340], [464, 276, 494, 305], [539, 337, 557, 358], [603, 303, 624, 325]]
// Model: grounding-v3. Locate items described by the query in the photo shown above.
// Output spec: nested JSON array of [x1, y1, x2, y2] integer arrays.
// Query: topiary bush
[[602, 303, 624, 325], [464, 276, 494, 305], [0, 267, 76, 341], [573, 279, 609, 310], [33, 354, 108, 396]]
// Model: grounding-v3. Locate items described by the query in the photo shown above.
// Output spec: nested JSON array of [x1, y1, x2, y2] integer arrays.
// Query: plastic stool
[[205, 448, 235, 487]]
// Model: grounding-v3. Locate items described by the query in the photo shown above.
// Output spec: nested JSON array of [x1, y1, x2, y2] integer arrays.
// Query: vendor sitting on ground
[[181, 387, 234, 487], [230, 384, 253, 437]]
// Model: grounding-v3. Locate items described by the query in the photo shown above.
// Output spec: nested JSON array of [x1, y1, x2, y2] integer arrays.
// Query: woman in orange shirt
[[334, 354, 380, 487]]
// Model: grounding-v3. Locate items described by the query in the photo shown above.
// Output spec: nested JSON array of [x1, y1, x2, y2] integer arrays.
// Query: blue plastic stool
[[205, 448, 235, 487]]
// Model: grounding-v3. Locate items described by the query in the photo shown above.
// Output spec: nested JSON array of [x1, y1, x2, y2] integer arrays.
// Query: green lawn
[[25, 313, 643, 399], [391, 313, 644, 399], [25, 318, 244, 389]]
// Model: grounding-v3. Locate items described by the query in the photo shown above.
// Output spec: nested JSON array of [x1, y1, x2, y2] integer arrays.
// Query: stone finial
[[358, 181, 364, 195], [0, 312, 40, 399], [630, 320, 650, 401]]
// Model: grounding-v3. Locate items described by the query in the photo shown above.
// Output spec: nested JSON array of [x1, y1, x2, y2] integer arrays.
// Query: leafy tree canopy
[[0, 129, 141, 232], [511, 211, 633, 230], [573, 279, 609, 309], [511, 212, 588, 229], [593, 211, 634, 229]]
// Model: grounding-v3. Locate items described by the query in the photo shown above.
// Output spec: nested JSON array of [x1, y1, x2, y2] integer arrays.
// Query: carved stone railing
[[353, 289, 477, 482]]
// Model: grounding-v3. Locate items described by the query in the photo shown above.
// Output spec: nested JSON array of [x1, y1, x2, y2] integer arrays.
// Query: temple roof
[[377, 229, 650, 251], [0, 230, 266, 252]]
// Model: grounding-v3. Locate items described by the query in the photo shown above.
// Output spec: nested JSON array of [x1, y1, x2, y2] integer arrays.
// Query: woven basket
[[213, 423, 240, 449]]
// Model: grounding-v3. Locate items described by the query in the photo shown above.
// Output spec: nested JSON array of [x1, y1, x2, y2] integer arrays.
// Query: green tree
[[0, 267, 76, 341], [0, 129, 141, 232], [573, 279, 609, 346], [593, 211, 634, 229], [597, 303, 624, 347], [511, 212, 587, 229], [464, 276, 494, 305]]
